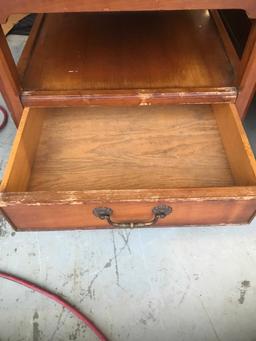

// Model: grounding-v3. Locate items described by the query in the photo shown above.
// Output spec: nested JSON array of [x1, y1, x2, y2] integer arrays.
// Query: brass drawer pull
[[93, 205, 172, 228]]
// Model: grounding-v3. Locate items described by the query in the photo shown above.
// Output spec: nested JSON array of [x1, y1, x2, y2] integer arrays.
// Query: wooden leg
[[0, 26, 23, 126], [236, 23, 256, 120]]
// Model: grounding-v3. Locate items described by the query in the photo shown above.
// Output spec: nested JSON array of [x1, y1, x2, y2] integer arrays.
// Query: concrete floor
[[0, 35, 256, 341]]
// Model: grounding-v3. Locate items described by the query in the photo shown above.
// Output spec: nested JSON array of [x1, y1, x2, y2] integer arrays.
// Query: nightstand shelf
[[18, 11, 237, 106]]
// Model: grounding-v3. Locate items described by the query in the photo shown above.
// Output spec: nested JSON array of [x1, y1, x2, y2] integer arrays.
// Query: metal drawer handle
[[93, 205, 172, 228]]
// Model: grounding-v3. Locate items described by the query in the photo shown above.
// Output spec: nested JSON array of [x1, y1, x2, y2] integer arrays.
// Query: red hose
[[0, 106, 8, 130], [0, 272, 108, 341]]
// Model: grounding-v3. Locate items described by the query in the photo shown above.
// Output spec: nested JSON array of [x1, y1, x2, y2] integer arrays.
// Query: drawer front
[[2, 199, 256, 230]]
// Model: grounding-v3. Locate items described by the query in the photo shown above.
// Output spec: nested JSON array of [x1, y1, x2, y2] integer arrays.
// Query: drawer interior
[[1, 104, 256, 193], [19, 11, 237, 105]]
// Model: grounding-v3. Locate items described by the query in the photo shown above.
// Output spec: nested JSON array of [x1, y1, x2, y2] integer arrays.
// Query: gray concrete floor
[[0, 35, 256, 341]]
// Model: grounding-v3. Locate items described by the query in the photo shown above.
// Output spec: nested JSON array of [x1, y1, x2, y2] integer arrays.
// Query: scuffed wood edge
[[1, 187, 256, 206], [21, 87, 238, 107]]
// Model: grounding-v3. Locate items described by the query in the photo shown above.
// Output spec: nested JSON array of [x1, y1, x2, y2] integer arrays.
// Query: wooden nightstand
[[1, 1, 256, 230]]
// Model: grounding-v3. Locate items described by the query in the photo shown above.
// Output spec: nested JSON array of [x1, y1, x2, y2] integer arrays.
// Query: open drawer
[[1, 104, 256, 230]]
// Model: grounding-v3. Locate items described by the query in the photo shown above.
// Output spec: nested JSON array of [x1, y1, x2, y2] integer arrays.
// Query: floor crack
[[49, 306, 65, 341], [199, 297, 221, 341]]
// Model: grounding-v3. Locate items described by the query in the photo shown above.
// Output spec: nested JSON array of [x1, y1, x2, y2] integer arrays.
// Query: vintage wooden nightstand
[[0, 1, 256, 230]]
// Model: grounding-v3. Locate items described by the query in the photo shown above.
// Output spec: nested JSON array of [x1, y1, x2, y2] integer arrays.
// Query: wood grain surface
[[22, 105, 234, 191], [1, 0, 256, 23], [3, 104, 256, 194], [18, 11, 236, 105]]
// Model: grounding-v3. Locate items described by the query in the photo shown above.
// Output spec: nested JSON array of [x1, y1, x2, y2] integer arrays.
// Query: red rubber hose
[[0, 106, 8, 130], [0, 272, 108, 341]]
